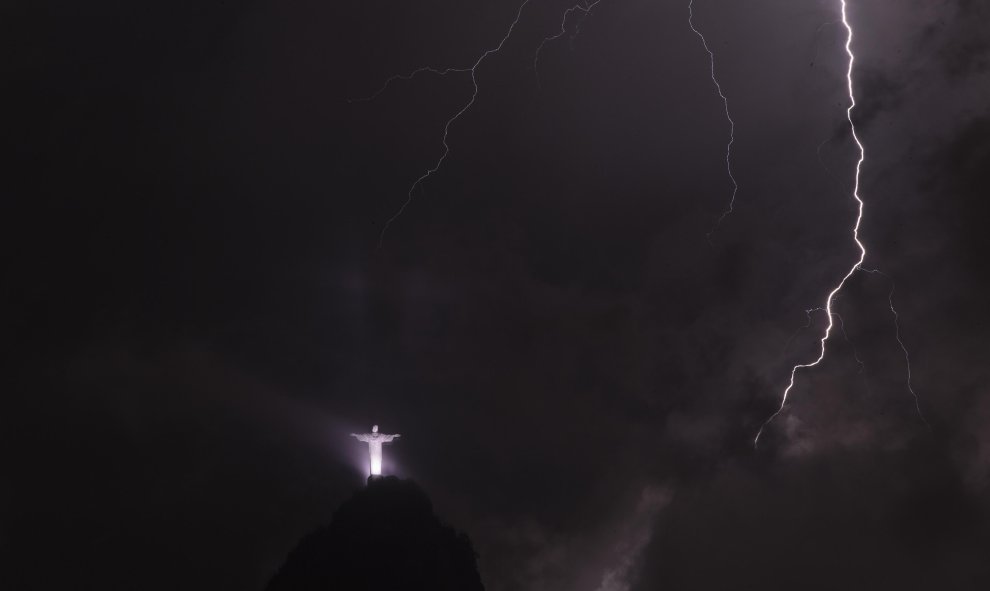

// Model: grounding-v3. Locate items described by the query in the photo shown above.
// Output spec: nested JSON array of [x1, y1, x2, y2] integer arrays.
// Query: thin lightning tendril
[[755, 1, 867, 447], [372, 0, 533, 247], [533, 0, 603, 86], [859, 267, 931, 430], [833, 312, 866, 375], [687, 0, 738, 240], [349, 67, 473, 104], [367, 0, 614, 245]]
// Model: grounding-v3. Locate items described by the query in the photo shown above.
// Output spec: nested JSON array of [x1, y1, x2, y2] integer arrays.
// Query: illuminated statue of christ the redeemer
[[350, 425, 400, 477]]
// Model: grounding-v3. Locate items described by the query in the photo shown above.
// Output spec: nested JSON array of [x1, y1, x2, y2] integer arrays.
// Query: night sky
[[5, 0, 990, 589]]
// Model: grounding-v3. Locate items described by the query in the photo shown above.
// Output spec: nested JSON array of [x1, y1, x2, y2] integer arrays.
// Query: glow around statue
[[350, 425, 400, 477]]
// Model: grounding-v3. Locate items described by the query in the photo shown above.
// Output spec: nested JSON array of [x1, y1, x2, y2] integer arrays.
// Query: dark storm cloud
[[635, 449, 990, 591], [5, 0, 990, 590], [913, 115, 990, 490], [924, 0, 990, 79]]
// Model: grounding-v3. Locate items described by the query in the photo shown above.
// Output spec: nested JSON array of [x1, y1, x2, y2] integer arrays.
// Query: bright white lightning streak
[[755, 0, 867, 447], [687, 0, 738, 239], [373, 0, 533, 246]]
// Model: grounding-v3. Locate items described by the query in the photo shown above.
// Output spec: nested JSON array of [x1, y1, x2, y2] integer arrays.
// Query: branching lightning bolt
[[687, 0, 738, 240], [756, 2, 928, 446], [368, 0, 533, 246], [755, 1, 867, 447], [357, 2, 926, 443], [364, 0, 619, 245]]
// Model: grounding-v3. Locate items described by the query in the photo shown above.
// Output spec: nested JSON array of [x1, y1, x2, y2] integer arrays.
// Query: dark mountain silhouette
[[266, 476, 484, 591]]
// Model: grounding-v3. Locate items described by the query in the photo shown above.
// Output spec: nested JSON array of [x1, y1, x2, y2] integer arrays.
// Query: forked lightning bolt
[[687, 0, 738, 239], [356, 1, 924, 442], [756, 1, 927, 447], [755, 1, 866, 447]]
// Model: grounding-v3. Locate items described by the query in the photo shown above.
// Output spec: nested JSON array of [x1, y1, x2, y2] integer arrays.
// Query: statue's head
[[372, 425, 379, 433]]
